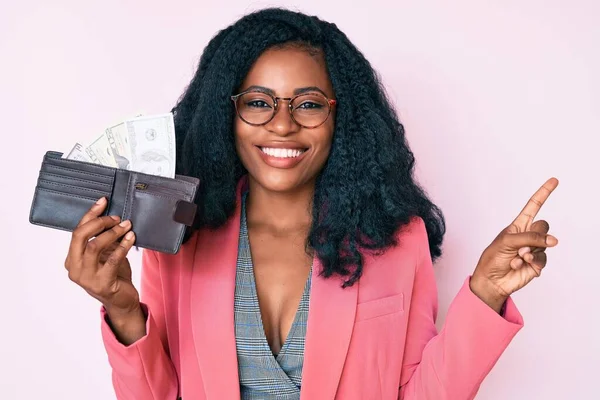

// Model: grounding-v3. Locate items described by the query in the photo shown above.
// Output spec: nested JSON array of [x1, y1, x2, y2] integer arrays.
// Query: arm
[[398, 218, 524, 399], [100, 249, 179, 400]]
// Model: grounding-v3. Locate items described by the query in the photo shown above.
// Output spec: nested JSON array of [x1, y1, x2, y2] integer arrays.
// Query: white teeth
[[261, 147, 305, 158]]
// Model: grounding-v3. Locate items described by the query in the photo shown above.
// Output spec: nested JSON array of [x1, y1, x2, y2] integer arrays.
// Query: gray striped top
[[234, 192, 312, 399]]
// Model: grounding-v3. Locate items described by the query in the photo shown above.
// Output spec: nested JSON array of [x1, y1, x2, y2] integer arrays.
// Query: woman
[[64, 8, 559, 400]]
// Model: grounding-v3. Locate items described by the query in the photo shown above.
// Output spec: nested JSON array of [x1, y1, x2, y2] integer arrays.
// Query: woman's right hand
[[64, 197, 140, 317]]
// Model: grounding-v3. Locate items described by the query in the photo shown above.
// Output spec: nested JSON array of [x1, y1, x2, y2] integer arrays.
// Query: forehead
[[240, 47, 333, 97]]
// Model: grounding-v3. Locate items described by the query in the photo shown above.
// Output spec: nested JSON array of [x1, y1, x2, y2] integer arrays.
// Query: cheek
[[234, 120, 252, 153], [315, 123, 335, 157], [234, 121, 264, 174]]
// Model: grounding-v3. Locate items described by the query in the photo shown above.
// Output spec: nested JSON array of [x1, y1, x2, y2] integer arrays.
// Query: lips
[[259, 147, 307, 158], [255, 144, 309, 169]]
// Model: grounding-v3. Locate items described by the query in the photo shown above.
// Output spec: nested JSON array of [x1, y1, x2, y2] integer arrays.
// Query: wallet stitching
[[122, 174, 179, 254], [130, 189, 186, 254], [134, 191, 185, 202], [45, 156, 116, 174], [38, 180, 112, 196], [34, 187, 105, 202], [173, 183, 198, 253], [123, 173, 133, 221], [139, 239, 178, 254], [29, 219, 73, 232], [37, 153, 200, 255], [29, 185, 43, 224], [166, 212, 186, 254], [30, 186, 107, 232], [170, 183, 197, 254], [127, 168, 197, 196], [39, 172, 113, 187], [171, 223, 185, 253], [42, 165, 115, 181]]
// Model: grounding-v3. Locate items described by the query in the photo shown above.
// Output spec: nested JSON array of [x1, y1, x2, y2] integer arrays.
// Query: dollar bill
[[105, 122, 132, 170], [85, 133, 118, 167], [64, 142, 93, 162], [125, 113, 176, 178]]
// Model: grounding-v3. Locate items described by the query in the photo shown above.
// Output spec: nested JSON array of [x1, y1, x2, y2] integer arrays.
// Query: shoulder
[[357, 216, 427, 295], [392, 215, 428, 255]]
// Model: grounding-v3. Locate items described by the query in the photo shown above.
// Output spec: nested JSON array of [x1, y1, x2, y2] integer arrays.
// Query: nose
[[266, 100, 300, 136]]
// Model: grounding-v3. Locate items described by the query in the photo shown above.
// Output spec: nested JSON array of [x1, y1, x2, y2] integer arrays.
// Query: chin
[[251, 168, 313, 193]]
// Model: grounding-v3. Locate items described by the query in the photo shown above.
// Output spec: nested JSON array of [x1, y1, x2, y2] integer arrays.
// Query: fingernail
[[119, 220, 131, 228], [546, 235, 558, 246], [512, 258, 523, 269], [518, 247, 531, 257], [110, 215, 120, 221], [124, 231, 134, 240], [95, 197, 106, 205]]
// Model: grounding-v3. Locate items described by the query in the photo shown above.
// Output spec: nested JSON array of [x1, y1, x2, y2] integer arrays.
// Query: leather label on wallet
[[173, 200, 198, 227]]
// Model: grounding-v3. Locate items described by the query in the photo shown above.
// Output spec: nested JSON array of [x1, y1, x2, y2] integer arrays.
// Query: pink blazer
[[100, 177, 524, 399]]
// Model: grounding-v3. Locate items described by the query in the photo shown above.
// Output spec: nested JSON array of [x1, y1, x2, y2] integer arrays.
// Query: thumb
[[503, 230, 559, 250]]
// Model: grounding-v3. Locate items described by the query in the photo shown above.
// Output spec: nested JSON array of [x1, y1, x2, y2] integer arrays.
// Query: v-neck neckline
[[241, 192, 312, 361]]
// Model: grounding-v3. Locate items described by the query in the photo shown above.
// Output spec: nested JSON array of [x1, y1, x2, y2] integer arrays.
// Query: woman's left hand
[[470, 177, 559, 313]]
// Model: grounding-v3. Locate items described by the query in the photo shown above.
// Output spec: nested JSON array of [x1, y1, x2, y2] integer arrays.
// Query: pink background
[[1, 0, 597, 398]]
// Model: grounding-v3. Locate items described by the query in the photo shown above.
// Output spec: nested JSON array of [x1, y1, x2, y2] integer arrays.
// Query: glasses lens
[[236, 92, 275, 125], [291, 93, 330, 128]]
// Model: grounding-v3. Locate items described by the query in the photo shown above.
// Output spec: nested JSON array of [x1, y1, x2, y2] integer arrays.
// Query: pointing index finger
[[512, 177, 559, 230]]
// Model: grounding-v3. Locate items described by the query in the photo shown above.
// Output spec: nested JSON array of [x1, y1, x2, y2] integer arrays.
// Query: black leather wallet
[[29, 151, 200, 254]]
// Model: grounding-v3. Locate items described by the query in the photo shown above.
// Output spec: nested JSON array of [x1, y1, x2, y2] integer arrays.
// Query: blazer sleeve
[[99, 249, 179, 400], [398, 218, 524, 400]]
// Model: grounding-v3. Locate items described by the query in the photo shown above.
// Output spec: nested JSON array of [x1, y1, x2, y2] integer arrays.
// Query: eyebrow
[[243, 85, 328, 97]]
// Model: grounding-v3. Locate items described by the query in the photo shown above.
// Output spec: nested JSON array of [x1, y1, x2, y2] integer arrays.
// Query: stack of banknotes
[[63, 113, 176, 178]]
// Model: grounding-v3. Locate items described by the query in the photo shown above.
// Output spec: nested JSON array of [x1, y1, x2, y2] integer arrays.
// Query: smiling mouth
[[258, 146, 308, 158]]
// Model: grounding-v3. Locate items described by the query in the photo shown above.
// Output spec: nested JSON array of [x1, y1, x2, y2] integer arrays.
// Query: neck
[[245, 176, 314, 235]]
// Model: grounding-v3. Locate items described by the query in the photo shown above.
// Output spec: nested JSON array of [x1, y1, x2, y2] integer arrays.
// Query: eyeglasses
[[230, 89, 336, 129]]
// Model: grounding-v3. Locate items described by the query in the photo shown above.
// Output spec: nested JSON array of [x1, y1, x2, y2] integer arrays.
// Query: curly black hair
[[172, 7, 445, 287]]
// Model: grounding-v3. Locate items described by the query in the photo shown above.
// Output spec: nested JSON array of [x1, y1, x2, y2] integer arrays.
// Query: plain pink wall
[[0, 1, 597, 398]]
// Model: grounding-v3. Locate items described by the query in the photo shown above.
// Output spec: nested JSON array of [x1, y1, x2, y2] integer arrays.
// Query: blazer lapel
[[189, 174, 357, 399], [189, 177, 248, 400], [301, 257, 359, 399]]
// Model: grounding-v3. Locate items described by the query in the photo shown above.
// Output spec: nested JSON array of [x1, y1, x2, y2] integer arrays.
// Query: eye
[[296, 101, 323, 110], [246, 100, 272, 109]]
